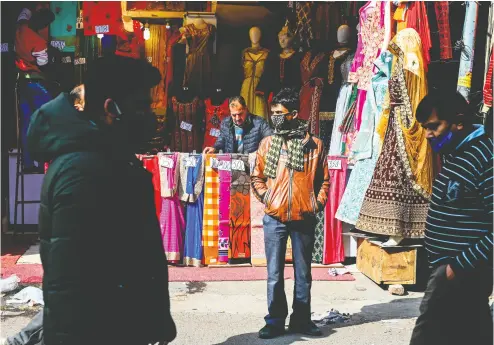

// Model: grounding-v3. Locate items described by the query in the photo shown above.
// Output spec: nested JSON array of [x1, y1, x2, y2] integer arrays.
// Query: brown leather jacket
[[251, 133, 330, 223]]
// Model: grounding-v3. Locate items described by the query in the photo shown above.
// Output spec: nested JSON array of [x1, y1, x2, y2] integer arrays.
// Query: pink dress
[[158, 152, 185, 264], [348, 1, 385, 131]]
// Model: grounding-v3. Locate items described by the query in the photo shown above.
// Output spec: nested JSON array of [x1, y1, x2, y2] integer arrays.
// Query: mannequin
[[240, 27, 269, 118], [256, 25, 302, 108], [179, 17, 215, 97]]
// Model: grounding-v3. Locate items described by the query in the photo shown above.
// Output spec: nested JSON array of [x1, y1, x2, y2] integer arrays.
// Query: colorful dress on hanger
[[218, 155, 232, 263], [328, 52, 355, 156], [348, 1, 386, 131], [139, 155, 162, 221], [240, 47, 269, 119], [356, 29, 434, 239], [249, 152, 267, 266], [299, 51, 326, 135], [203, 98, 230, 149], [182, 23, 215, 97], [179, 154, 205, 267], [229, 154, 251, 263], [50, 2, 77, 53], [157, 152, 185, 263], [170, 97, 203, 153], [203, 154, 220, 265], [336, 51, 392, 225]]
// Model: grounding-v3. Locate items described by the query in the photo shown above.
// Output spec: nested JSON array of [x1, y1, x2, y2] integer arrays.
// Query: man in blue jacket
[[203, 95, 272, 154]]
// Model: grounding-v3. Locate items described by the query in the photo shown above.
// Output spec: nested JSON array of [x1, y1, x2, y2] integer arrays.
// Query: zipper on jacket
[[288, 169, 294, 221]]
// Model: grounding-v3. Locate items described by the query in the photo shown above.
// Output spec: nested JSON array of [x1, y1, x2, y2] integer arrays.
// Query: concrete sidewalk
[[2, 272, 423, 344]]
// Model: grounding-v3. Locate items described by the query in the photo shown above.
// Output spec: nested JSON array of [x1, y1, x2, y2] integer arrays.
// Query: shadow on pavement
[[213, 297, 422, 345]]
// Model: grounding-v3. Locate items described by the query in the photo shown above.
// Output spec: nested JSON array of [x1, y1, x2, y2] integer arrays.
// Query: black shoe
[[288, 321, 322, 336], [259, 324, 285, 339]]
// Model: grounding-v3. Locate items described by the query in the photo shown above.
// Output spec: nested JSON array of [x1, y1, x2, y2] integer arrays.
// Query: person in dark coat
[[25, 56, 176, 345], [203, 96, 272, 154]]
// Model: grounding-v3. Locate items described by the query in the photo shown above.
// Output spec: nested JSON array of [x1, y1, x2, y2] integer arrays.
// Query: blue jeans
[[18, 80, 52, 169], [263, 215, 316, 328]]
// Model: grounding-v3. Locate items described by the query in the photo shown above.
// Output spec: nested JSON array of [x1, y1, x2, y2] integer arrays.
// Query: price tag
[[218, 160, 231, 171], [185, 156, 197, 168], [50, 40, 66, 51], [1, 43, 8, 53], [74, 58, 86, 65], [159, 156, 174, 169], [147, 56, 153, 63], [61, 56, 72, 64], [232, 159, 245, 171], [210, 157, 219, 169], [180, 121, 193, 132], [95, 25, 110, 34], [209, 128, 220, 137], [327, 159, 342, 170]]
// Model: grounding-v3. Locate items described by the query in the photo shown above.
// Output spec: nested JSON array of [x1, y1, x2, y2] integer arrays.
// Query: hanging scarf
[[264, 119, 309, 179]]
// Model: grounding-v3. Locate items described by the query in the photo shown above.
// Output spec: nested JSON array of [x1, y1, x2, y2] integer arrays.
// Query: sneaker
[[259, 324, 285, 339], [288, 321, 323, 336]]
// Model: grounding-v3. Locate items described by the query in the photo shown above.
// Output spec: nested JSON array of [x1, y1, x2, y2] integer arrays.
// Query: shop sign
[[95, 25, 110, 34], [209, 128, 220, 137], [232, 160, 245, 171], [327, 159, 342, 170], [180, 121, 193, 132], [159, 156, 174, 169]]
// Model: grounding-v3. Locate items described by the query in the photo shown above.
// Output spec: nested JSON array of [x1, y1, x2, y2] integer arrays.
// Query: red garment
[[484, 49, 493, 108], [83, 1, 122, 36], [406, 1, 432, 69], [139, 155, 162, 221], [203, 98, 230, 148], [115, 21, 144, 59], [434, 2, 453, 60], [323, 156, 347, 265], [15, 23, 48, 72]]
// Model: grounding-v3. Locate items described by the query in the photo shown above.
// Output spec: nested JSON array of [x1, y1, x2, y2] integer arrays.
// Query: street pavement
[[1, 271, 424, 344]]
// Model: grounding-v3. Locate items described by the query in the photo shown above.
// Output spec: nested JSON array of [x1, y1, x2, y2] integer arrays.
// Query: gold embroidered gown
[[356, 28, 436, 238]]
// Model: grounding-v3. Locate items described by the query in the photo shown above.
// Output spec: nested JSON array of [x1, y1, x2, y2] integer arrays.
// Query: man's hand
[[446, 264, 456, 281], [203, 147, 216, 154]]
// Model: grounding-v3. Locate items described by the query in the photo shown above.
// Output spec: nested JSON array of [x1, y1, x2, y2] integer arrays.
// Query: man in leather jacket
[[252, 88, 330, 339], [203, 96, 272, 154]]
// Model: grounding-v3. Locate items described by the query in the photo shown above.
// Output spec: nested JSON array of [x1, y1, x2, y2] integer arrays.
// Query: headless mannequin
[[175, 86, 194, 103], [178, 17, 208, 43]]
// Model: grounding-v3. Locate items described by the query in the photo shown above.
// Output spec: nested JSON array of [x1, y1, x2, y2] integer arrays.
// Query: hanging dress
[[348, 1, 386, 132], [240, 48, 269, 119], [336, 51, 392, 225], [182, 23, 215, 97], [299, 51, 326, 135], [169, 96, 203, 152], [202, 154, 220, 265], [179, 154, 205, 267], [158, 152, 185, 263], [328, 52, 355, 156], [356, 29, 434, 239], [229, 154, 251, 264], [203, 98, 230, 149], [218, 155, 232, 264]]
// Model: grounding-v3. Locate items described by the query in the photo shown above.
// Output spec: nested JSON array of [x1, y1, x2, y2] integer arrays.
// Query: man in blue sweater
[[410, 90, 493, 345]]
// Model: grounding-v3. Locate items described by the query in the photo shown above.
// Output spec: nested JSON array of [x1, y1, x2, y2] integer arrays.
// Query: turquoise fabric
[[50, 2, 77, 53]]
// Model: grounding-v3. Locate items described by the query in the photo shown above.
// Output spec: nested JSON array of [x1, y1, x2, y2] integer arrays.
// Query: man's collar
[[456, 125, 485, 149]]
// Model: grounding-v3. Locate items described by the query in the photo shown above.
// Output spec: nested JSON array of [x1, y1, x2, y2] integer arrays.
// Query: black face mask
[[271, 112, 295, 132]]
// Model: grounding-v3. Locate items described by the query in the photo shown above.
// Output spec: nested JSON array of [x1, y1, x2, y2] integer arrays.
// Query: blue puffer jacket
[[213, 113, 273, 153]]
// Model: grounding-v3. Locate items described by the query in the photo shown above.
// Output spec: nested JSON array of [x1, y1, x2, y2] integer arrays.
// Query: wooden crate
[[356, 238, 420, 285]]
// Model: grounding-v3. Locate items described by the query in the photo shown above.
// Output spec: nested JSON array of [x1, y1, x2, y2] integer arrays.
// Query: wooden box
[[356, 238, 421, 285]]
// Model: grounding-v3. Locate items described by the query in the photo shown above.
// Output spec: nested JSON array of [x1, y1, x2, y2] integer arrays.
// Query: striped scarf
[[264, 120, 309, 179]]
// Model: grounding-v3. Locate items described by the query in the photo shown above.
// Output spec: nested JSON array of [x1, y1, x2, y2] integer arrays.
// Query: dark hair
[[29, 9, 55, 31], [416, 89, 471, 125], [83, 56, 161, 120], [229, 96, 247, 108], [271, 88, 300, 113]]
